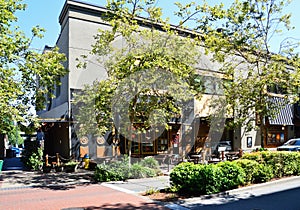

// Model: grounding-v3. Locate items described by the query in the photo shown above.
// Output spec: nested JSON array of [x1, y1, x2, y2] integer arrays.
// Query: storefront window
[[267, 132, 285, 145], [141, 131, 155, 153], [157, 130, 168, 152]]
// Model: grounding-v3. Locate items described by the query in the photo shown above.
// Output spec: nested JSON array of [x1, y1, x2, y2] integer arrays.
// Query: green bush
[[241, 152, 264, 163], [242, 151, 300, 179], [235, 159, 260, 184], [170, 151, 300, 197], [217, 161, 245, 191], [170, 162, 223, 195], [94, 156, 131, 182], [255, 163, 274, 183], [169, 162, 197, 193], [94, 156, 160, 182], [199, 164, 223, 195], [28, 148, 43, 171], [140, 156, 160, 169], [130, 163, 156, 179], [94, 164, 121, 182], [21, 140, 40, 170]]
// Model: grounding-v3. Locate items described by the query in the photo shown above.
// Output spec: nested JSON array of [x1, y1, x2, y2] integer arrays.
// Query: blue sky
[[16, 0, 300, 53]]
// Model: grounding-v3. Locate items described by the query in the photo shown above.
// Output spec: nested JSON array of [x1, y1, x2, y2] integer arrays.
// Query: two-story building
[[37, 0, 297, 161]]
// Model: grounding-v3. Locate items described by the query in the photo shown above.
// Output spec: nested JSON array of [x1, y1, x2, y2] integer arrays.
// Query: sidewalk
[[0, 165, 169, 210], [2, 157, 300, 210]]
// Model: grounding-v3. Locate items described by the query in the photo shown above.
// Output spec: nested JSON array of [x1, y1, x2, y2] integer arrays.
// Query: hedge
[[170, 161, 244, 195], [170, 151, 300, 196], [242, 151, 300, 178]]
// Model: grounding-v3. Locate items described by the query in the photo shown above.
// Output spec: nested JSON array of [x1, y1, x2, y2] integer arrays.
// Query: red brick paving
[[0, 185, 168, 210]]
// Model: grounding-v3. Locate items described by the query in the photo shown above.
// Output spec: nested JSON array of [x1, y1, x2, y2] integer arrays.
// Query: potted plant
[[64, 161, 79, 173]]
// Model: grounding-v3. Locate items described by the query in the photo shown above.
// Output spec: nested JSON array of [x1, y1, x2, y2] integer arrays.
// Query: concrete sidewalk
[[102, 176, 170, 194], [2, 157, 300, 210]]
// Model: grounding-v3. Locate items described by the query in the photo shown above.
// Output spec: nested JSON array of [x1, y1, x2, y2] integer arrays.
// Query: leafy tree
[[7, 125, 23, 146], [0, 0, 67, 135], [174, 0, 300, 146], [75, 0, 202, 141], [75, 0, 300, 151]]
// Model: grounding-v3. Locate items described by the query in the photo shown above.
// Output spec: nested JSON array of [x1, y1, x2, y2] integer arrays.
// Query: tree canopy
[[76, 0, 300, 147], [173, 0, 300, 144], [0, 0, 67, 134], [75, 0, 202, 139]]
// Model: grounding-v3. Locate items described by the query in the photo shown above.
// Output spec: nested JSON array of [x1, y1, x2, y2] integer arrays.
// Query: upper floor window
[[193, 75, 225, 95], [70, 88, 83, 101], [267, 84, 287, 95]]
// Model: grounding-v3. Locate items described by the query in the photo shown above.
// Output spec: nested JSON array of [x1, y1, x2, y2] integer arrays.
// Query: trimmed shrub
[[241, 152, 264, 163], [170, 162, 223, 195], [217, 161, 245, 191], [170, 151, 300, 197], [199, 164, 223, 195], [242, 151, 300, 179], [169, 162, 197, 193], [235, 159, 260, 184], [255, 164, 274, 183]]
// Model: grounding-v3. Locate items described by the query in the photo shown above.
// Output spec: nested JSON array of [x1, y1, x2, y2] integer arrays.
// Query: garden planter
[[64, 164, 78, 173], [55, 166, 64, 172], [42, 165, 52, 173]]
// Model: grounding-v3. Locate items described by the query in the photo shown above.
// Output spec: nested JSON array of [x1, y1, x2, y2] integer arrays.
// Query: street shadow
[[65, 202, 168, 210], [176, 186, 300, 210], [0, 170, 97, 191]]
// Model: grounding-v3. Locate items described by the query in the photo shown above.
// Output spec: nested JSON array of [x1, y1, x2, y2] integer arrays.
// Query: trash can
[[83, 154, 90, 169], [0, 160, 3, 172]]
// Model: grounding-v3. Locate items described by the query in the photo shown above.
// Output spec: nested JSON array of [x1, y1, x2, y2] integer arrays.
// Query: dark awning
[[38, 102, 69, 122], [268, 97, 294, 126]]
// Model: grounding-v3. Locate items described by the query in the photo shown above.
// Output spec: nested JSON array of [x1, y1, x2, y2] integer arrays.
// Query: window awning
[[38, 102, 69, 122], [268, 97, 294, 126]]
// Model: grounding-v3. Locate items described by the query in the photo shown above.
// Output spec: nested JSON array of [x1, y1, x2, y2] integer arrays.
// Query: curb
[[227, 175, 300, 195], [172, 175, 300, 207]]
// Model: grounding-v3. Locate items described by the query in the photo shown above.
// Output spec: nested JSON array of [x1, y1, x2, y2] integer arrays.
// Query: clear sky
[[16, 0, 300, 53]]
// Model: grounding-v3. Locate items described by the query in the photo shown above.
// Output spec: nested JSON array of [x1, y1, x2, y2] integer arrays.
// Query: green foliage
[[74, 0, 201, 137], [170, 151, 300, 196], [144, 187, 160, 196], [173, 0, 300, 144], [241, 152, 264, 163], [217, 161, 245, 191], [0, 0, 67, 134], [94, 156, 160, 182], [170, 162, 224, 195], [28, 147, 43, 171], [255, 164, 274, 183], [235, 159, 261, 184], [64, 161, 78, 166], [235, 159, 273, 184], [94, 164, 124, 182], [7, 125, 23, 146], [130, 163, 156, 178], [242, 151, 300, 179], [140, 156, 160, 169], [21, 140, 39, 170]]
